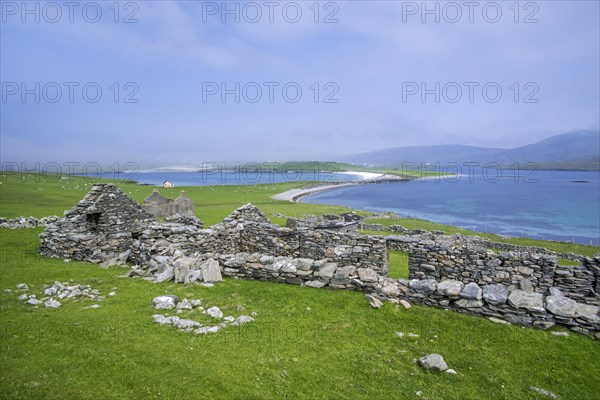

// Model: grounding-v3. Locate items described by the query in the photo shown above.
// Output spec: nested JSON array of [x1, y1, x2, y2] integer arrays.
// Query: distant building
[[142, 189, 195, 218], [163, 181, 175, 188]]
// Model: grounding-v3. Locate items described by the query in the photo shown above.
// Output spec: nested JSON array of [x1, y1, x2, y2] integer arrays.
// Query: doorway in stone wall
[[388, 250, 409, 279], [86, 212, 102, 233]]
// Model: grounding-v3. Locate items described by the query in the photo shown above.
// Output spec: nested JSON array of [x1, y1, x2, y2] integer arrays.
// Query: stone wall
[[128, 204, 389, 275], [370, 277, 600, 339], [0, 216, 61, 229], [407, 240, 599, 306]]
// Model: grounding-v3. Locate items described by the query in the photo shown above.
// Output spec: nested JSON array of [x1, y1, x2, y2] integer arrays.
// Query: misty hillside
[[342, 131, 600, 169]]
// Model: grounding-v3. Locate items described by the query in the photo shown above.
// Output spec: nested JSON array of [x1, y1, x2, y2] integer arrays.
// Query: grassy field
[[1, 172, 599, 399]]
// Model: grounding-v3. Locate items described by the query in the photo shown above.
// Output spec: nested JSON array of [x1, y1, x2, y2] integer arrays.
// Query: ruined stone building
[[39, 184, 149, 262], [142, 190, 195, 218]]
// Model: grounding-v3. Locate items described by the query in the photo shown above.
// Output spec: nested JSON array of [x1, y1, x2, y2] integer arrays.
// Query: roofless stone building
[[39, 184, 150, 262]]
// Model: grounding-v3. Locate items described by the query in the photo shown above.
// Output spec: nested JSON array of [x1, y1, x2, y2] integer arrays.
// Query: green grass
[[1, 229, 599, 399], [389, 250, 409, 279]]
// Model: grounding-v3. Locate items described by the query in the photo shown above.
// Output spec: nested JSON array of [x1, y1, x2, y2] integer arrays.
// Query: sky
[[1, 0, 599, 168]]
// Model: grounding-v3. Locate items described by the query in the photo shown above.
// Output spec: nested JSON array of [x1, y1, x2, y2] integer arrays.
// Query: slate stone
[[460, 282, 482, 300], [507, 290, 545, 312], [436, 280, 464, 296], [483, 284, 509, 305]]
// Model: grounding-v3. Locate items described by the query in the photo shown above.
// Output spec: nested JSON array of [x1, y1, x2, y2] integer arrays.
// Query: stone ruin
[[39, 184, 149, 263], [142, 189, 195, 218], [38, 183, 600, 339]]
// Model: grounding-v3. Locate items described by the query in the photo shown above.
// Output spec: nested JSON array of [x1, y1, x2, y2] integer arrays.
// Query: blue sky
[[1, 0, 599, 167]]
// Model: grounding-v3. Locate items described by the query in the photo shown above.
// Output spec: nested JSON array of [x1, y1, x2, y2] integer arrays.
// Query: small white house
[[162, 181, 175, 188]]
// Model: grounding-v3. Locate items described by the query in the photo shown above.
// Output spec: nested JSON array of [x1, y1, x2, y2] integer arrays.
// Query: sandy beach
[[271, 172, 411, 202]]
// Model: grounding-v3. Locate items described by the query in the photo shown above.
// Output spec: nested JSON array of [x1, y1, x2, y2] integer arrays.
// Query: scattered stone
[[408, 333, 420, 338], [489, 317, 510, 325], [231, 316, 254, 326], [194, 326, 220, 335], [418, 354, 448, 371], [26, 298, 42, 305], [16, 283, 28, 291], [152, 295, 178, 310], [366, 294, 383, 309], [172, 318, 201, 331], [551, 331, 569, 337], [190, 299, 202, 307], [176, 298, 194, 310], [395, 331, 404, 338], [44, 298, 61, 308], [445, 369, 457, 375], [529, 386, 558, 398], [153, 314, 174, 325], [108, 292, 116, 297], [399, 299, 411, 309], [206, 306, 223, 319], [85, 304, 101, 309], [17, 294, 27, 301]]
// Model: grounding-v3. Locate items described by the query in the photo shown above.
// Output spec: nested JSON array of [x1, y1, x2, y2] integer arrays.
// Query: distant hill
[[342, 131, 600, 170]]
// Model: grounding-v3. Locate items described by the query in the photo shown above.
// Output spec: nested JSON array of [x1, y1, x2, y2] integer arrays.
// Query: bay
[[302, 169, 600, 245]]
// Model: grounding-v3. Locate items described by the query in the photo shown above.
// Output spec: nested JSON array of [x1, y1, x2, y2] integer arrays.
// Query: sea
[[302, 169, 600, 246]]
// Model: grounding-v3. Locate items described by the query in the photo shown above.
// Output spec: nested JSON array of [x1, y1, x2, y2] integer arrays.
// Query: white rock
[[399, 299, 411, 309], [152, 295, 178, 310], [152, 314, 174, 325], [44, 298, 61, 308], [173, 318, 201, 331], [194, 326, 220, 334], [16, 283, 28, 290], [206, 306, 223, 319], [418, 353, 448, 371], [231, 315, 254, 326]]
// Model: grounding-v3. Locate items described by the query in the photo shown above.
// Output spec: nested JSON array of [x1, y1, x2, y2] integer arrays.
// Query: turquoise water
[[302, 170, 600, 245]]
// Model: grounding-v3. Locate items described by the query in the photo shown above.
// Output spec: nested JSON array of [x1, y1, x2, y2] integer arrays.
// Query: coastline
[[272, 173, 458, 202]]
